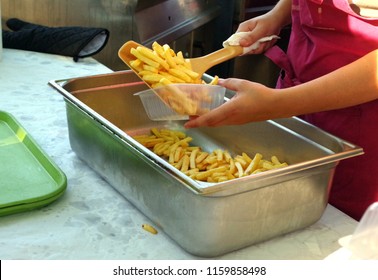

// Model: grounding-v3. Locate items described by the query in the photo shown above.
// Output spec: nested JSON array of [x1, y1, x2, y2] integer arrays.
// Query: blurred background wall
[[1, 0, 289, 86]]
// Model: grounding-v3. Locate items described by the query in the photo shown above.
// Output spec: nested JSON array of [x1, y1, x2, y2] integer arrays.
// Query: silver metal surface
[[134, 0, 221, 46], [49, 71, 364, 257]]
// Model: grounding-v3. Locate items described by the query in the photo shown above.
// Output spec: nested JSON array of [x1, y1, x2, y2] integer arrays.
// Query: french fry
[[235, 161, 244, 178], [196, 151, 209, 163], [164, 48, 177, 68], [216, 176, 229, 183], [190, 148, 199, 169], [136, 46, 170, 70], [174, 146, 183, 162], [209, 75, 219, 85], [194, 166, 228, 181], [181, 154, 190, 172], [143, 64, 159, 73], [175, 51, 186, 65], [142, 224, 158, 234], [175, 156, 184, 170], [215, 149, 223, 161], [152, 41, 165, 58], [177, 64, 200, 80], [235, 156, 248, 168], [272, 162, 289, 169], [252, 168, 267, 174], [142, 73, 166, 84], [204, 155, 218, 164], [168, 68, 192, 83], [184, 168, 199, 177], [151, 127, 161, 137], [224, 150, 232, 163], [262, 161, 275, 170], [244, 153, 262, 175], [271, 156, 281, 165], [242, 152, 253, 164], [229, 158, 236, 174], [168, 148, 175, 164], [159, 72, 186, 83], [130, 48, 160, 68], [225, 170, 236, 180], [155, 141, 173, 156], [130, 59, 143, 72], [207, 162, 220, 170]]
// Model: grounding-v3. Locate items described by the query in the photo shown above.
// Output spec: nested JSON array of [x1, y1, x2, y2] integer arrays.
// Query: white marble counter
[[0, 48, 358, 260]]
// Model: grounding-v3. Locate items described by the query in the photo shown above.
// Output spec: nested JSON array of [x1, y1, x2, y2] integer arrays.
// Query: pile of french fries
[[129, 42, 219, 115], [133, 128, 289, 183], [129, 42, 218, 87]]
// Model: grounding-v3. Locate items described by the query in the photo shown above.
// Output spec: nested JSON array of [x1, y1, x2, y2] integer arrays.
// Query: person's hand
[[184, 78, 278, 129], [235, 14, 282, 54]]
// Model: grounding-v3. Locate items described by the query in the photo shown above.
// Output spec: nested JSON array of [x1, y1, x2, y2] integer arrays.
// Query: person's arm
[[236, 0, 292, 49], [184, 49, 378, 128], [275, 49, 378, 116]]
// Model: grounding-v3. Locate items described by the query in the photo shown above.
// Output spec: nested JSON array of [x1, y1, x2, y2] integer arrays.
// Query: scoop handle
[[189, 46, 243, 76]]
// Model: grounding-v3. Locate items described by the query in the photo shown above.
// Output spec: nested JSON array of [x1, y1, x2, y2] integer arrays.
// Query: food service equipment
[[49, 70, 363, 257]]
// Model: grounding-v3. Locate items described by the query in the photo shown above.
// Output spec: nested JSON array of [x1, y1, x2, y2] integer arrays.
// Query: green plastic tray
[[0, 111, 67, 216]]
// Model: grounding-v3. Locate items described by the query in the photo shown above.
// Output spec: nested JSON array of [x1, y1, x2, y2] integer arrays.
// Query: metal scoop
[[118, 40, 243, 81]]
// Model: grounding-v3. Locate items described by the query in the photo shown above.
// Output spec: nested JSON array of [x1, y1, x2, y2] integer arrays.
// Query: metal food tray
[[49, 71, 363, 257]]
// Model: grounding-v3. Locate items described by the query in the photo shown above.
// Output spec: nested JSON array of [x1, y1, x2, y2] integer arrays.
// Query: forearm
[[274, 50, 378, 117], [267, 0, 293, 28]]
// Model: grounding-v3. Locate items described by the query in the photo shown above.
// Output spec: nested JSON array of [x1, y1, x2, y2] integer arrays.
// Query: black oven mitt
[[2, 18, 110, 62]]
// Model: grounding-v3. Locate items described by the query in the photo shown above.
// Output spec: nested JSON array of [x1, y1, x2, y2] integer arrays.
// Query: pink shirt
[[266, 0, 378, 220]]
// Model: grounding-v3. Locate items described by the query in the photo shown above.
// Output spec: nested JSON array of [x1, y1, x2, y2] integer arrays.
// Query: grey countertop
[[0, 48, 358, 260]]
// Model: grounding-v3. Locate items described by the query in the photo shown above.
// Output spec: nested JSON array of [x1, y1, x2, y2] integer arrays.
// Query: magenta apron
[[265, 0, 378, 220]]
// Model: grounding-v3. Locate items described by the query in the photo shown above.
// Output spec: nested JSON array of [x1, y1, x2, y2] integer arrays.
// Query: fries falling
[[133, 128, 289, 183], [128, 42, 220, 115]]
